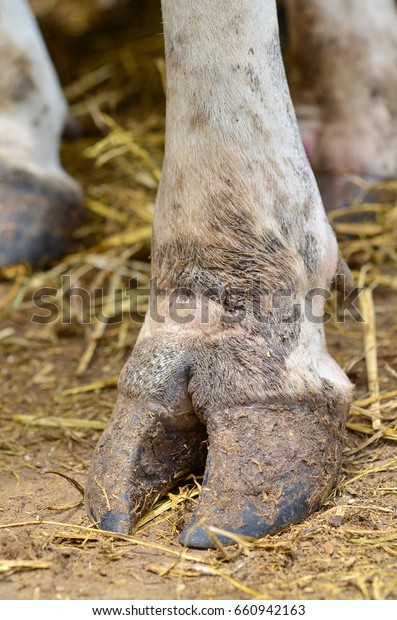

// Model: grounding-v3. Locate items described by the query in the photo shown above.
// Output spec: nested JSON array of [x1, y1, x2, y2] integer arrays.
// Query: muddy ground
[[1, 0, 397, 601]]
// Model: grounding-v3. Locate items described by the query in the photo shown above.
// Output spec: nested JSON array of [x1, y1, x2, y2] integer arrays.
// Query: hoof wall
[[180, 485, 318, 549], [177, 400, 348, 549], [99, 511, 131, 534]]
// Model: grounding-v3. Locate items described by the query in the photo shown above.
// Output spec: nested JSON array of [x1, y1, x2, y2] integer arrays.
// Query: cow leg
[[0, 0, 82, 266], [85, 0, 353, 547], [284, 0, 397, 211]]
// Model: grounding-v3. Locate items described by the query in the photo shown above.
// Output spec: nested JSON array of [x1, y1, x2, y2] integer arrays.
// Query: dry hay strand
[[329, 177, 397, 281], [0, 559, 53, 577]]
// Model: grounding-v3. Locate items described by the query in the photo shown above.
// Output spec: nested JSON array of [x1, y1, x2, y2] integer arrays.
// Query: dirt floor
[[1, 0, 397, 601]]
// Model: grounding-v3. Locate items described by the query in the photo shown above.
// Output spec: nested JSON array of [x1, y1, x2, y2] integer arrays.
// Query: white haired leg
[[0, 0, 82, 265]]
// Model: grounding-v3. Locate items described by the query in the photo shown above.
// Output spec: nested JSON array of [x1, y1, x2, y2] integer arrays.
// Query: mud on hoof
[[84, 338, 208, 534], [0, 163, 82, 266], [84, 393, 208, 534], [85, 330, 351, 549], [180, 400, 347, 548]]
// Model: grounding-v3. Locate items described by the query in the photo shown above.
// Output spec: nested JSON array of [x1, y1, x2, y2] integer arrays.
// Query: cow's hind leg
[[0, 0, 82, 266], [85, 0, 353, 548]]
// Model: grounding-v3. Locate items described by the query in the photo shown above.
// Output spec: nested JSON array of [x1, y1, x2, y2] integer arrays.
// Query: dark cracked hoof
[[316, 172, 396, 219], [84, 335, 350, 548], [0, 163, 83, 266], [84, 393, 208, 535], [179, 400, 347, 548]]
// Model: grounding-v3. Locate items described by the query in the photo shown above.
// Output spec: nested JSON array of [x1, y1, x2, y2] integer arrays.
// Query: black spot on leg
[[32, 104, 50, 128], [245, 64, 260, 93], [0, 41, 36, 105], [247, 110, 266, 134], [300, 233, 320, 279], [11, 63, 35, 102], [190, 103, 211, 129], [166, 32, 186, 68], [176, 168, 184, 189]]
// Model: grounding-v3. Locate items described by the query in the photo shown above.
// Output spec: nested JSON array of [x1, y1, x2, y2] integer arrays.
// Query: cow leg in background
[[85, 0, 353, 548], [0, 0, 82, 267], [284, 0, 397, 211]]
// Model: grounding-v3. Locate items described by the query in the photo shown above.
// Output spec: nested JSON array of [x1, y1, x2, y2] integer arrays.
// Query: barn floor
[[1, 0, 397, 601]]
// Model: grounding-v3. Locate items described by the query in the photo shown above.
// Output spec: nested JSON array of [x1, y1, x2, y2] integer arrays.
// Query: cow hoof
[[179, 400, 347, 548], [84, 383, 208, 535], [85, 334, 350, 548], [316, 173, 396, 217], [0, 163, 83, 266]]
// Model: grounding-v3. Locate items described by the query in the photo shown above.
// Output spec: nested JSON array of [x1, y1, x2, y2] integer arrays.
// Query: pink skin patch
[[302, 134, 316, 164]]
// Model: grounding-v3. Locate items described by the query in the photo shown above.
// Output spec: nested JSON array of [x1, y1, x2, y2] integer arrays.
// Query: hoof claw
[[179, 484, 318, 549], [84, 391, 208, 536], [179, 401, 348, 548]]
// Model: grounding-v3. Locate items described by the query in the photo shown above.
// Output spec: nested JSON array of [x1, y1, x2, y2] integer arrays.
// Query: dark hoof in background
[[316, 173, 396, 221], [0, 163, 83, 267]]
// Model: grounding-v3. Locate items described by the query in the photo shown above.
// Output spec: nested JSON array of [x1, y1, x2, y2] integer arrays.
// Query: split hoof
[[316, 172, 396, 219], [84, 296, 353, 547], [85, 333, 349, 548], [0, 163, 83, 266]]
